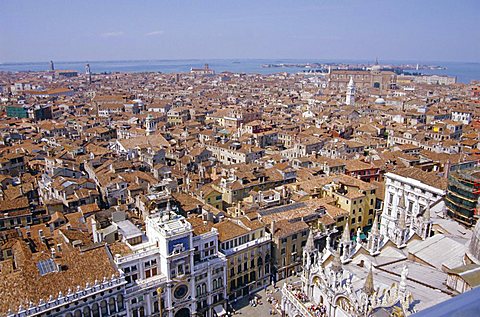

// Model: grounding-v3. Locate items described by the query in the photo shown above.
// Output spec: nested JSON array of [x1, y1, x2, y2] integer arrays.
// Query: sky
[[1, 0, 479, 63]]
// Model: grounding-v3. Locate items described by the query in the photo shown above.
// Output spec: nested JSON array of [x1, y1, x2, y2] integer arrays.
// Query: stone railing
[[222, 234, 271, 256], [281, 284, 314, 317], [8, 275, 126, 317], [114, 244, 158, 264], [126, 274, 166, 295]]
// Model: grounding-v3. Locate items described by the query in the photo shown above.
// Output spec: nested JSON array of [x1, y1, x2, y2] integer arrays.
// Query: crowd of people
[[307, 303, 328, 317]]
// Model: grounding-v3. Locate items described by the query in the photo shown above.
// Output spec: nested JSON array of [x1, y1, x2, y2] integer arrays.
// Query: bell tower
[[346, 76, 355, 106], [146, 114, 156, 136], [85, 63, 92, 84]]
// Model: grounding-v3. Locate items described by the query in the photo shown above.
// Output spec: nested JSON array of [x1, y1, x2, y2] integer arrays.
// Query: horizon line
[[2, 57, 479, 65]]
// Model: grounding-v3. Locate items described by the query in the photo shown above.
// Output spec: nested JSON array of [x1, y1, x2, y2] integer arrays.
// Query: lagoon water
[[1, 59, 479, 83]]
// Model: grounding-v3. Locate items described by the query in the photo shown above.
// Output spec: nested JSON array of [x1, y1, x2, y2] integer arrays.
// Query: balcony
[[221, 235, 271, 256], [114, 244, 158, 265], [281, 284, 314, 317], [126, 274, 166, 295]]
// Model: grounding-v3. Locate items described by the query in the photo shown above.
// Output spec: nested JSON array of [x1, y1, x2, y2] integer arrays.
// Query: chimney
[[444, 160, 451, 179], [15, 227, 23, 238], [270, 221, 275, 235]]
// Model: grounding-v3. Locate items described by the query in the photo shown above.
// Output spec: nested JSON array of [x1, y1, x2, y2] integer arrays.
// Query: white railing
[[114, 244, 158, 264], [9, 275, 126, 317], [222, 235, 271, 256], [194, 256, 226, 271], [282, 285, 314, 317], [126, 274, 166, 295]]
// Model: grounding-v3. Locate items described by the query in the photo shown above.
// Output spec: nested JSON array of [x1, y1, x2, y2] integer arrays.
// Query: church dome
[[374, 97, 386, 105]]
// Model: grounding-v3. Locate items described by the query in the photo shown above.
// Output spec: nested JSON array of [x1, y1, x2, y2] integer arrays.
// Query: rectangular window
[[178, 264, 184, 275]]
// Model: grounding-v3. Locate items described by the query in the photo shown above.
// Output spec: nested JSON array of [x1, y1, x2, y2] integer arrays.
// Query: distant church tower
[[50, 60, 55, 71], [85, 63, 92, 84], [346, 76, 355, 105], [145, 114, 156, 136]]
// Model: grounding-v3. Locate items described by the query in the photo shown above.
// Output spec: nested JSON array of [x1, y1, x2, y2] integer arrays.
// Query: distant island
[[261, 62, 447, 71]]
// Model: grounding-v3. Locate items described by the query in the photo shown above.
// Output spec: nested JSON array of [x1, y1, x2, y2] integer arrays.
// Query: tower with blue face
[[146, 210, 196, 315]]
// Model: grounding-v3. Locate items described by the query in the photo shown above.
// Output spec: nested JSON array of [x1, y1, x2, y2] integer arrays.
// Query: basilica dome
[[371, 64, 381, 72], [374, 97, 386, 105]]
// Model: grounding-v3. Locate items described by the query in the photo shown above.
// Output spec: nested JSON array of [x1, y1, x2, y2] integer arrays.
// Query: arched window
[[265, 263, 270, 274], [65, 313, 73, 317], [213, 279, 218, 290], [83, 306, 91, 317], [74, 310, 82, 317], [117, 294, 124, 310], [196, 285, 201, 296], [218, 277, 223, 287], [202, 283, 207, 294], [100, 300, 108, 315], [92, 303, 100, 317], [109, 297, 116, 313]]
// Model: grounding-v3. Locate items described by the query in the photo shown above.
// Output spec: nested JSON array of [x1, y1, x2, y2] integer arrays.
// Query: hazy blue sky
[[1, 0, 479, 63]]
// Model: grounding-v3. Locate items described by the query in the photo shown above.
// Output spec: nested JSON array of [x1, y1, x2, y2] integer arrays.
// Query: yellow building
[[269, 219, 310, 280], [320, 175, 378, 237], [213, 218, 271, 301], [198, 184, 224, 210]]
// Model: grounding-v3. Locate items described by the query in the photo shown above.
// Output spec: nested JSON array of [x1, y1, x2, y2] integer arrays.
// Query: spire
[[305, 229, 315, 253], [346, 76, 356, 106], [371, 212, 379, 235], [331, 249, 343, 273], [348, 76, 355, 87], [364, 265, 375, 295], [341, 220, 351, 243], [356, 227, 362, 244]]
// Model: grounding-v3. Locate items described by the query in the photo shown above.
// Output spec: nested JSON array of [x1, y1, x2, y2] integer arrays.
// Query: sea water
[[1, 59, 479, 84]]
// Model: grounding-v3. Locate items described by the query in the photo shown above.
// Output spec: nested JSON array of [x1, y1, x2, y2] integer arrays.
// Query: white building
[[380, 169, 446, 240], [451, 109, 472, 125], [113, 205, 227, 317]]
